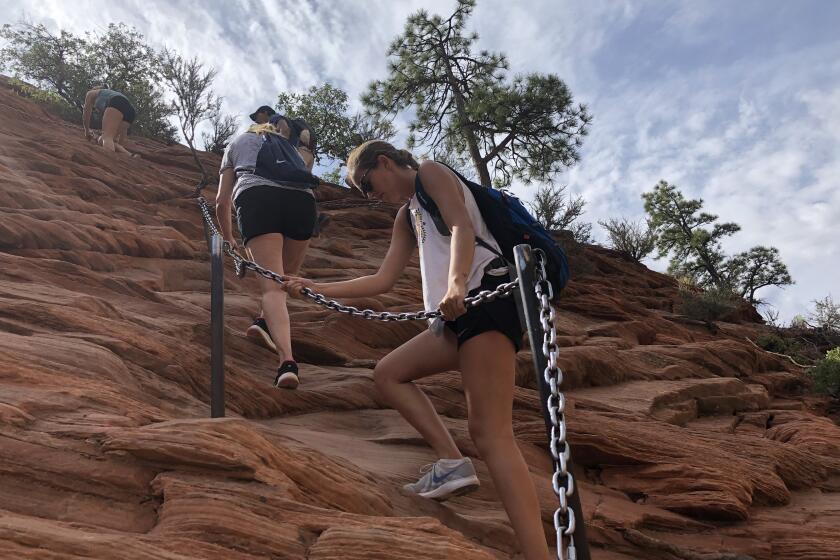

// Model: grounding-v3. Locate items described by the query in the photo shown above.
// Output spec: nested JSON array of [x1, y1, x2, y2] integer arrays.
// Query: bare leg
[[460, 331, 550, 560], [282, 237, 311, 275], [100, 107, 123, 152], [374, 329, 462, 459], [114, 122, 135, 156], [246, 233, 293, 364], [251, 238, 310, 322]]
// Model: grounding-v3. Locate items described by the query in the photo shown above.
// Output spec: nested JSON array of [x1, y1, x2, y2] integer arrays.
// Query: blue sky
[[2, 0, 838, 322]]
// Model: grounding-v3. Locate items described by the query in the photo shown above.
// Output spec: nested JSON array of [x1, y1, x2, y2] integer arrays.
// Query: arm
[[417, 160, 476, 319], [82, 89, 96, 139], [215, 168, 237, 248], [287, 206, 415, 298]]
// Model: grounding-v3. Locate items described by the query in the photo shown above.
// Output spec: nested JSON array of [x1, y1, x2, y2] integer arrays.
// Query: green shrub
[[755, 333, 803, 356], [678, 286, 739, 322], [810, 348, 840, 396], [8, 77, 80, 122]]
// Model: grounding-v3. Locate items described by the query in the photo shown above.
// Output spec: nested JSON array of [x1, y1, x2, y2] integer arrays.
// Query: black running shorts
[[107, 95, 137, 124], [444, 271, 524, 352], [235, 185, 317, 245]]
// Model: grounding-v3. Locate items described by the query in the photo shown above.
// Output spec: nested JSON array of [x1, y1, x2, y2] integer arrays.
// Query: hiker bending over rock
[[82, 86, 137, 156], [216, 122, 319, 390], [284, 140, 551, 560]]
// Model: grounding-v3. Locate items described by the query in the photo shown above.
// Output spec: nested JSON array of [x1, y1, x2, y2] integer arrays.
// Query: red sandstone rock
[[1, 76, 839, 559]]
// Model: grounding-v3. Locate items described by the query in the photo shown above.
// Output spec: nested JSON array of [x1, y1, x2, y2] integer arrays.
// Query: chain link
[[200, 193, 576, 554], [197, 195, 518, 321], [534, 250, 576, 560]]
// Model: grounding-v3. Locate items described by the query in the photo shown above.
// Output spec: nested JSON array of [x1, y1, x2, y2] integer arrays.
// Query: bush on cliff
[[810, 348, 840, 397]]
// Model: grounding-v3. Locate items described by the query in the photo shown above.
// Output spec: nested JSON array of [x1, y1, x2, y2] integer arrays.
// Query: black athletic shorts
[[107, 95, 137, 124], [445, 268, 524, 352], [235, 185, 317, 245]]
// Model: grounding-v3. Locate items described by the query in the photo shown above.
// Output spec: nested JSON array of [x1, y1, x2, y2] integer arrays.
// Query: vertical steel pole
[[210, 233, 225, 418], [513, 244, 590, 560]]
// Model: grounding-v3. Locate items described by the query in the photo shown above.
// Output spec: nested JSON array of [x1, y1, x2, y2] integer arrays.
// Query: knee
[[468, 417, 515, 455], [372, 361, 399, 392]]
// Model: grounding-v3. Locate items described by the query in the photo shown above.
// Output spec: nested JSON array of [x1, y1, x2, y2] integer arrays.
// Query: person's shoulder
[[418, 160, 460, 190], [417, 159, 444, 173], [229, 130, 258, 146]]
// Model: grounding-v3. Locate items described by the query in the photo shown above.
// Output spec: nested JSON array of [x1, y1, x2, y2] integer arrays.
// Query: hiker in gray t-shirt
[[220, 129, 316, 202], [216, 122, 318, 390]]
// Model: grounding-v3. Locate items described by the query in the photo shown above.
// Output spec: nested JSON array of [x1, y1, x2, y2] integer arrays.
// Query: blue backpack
[[412, 163, 570, 299], [253, 132, 319, 188]]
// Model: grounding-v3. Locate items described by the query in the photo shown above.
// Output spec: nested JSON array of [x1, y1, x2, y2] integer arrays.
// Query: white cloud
[[2, 0, 837, 321]]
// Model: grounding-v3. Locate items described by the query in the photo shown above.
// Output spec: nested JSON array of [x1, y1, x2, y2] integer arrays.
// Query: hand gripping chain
[[533, 250, 576, 560], [196, 195, 518, 321]]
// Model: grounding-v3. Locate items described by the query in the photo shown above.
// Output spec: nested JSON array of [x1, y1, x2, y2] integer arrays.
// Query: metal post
[[513, 244, 590, 560], [210, 233, 225, 418], [512, 245, 553, 430]]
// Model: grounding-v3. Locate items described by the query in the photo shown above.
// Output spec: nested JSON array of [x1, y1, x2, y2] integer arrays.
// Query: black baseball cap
[[249, 105, 276, 122]]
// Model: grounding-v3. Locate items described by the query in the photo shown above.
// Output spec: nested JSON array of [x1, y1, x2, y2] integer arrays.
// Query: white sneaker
[[403, 457, 480, 500]]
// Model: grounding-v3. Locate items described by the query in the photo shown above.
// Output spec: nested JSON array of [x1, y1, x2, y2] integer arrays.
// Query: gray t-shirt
[[220, 131, 314, 201]]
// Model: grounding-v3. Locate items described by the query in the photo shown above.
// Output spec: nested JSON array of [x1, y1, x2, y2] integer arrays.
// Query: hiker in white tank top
[[283, 141, 552, 560], [408, 179, 502, 316]]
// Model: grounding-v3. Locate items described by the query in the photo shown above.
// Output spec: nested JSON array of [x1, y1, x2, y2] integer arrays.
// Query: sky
[[2, 0, 838, 322]]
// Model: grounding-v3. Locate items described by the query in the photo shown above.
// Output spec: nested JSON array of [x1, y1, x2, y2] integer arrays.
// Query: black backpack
[[253, 132, 318, 188], [410, 164, 570, 299]]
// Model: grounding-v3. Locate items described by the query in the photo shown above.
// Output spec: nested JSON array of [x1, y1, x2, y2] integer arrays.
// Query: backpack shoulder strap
[[438, 162, 480, 190], [414, 166, 505, 260], [402, 204, 415, 241], [413, 173, 438, 216]]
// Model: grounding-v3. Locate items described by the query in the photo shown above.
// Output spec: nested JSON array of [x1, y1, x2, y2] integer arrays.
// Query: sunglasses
[[356, 162, 378, 198]]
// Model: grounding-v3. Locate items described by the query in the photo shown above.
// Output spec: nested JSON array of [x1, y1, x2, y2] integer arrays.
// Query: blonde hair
[[247, 123, 279, 135], [346, 140, 419, 188]]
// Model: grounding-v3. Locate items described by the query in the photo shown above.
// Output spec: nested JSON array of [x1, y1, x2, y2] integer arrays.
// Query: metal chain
[[534, 250, 576, 560], [196, 195, 518, 321]]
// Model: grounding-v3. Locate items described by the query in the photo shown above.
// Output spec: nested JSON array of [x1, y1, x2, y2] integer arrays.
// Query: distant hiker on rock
[[216, 120, 319, 390], [82, 86, 137, 156], [283, 140, 551, 560]]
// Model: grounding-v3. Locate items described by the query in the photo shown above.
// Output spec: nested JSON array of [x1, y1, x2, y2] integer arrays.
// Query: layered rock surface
[[1, 77, 839, 559]]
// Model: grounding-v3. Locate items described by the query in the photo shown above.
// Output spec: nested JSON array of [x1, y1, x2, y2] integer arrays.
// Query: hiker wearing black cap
[[216, 119, 320, 389], [240, 106, 330, 358]]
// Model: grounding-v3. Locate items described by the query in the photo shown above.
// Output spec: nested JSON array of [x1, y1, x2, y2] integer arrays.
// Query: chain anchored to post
[[196, 194, 518, 321], [197, 194, 587, 559], [513, 245, 589, 560]]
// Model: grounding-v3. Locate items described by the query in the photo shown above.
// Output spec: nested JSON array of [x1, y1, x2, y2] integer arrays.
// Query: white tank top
[[408, 177, 504, 313]]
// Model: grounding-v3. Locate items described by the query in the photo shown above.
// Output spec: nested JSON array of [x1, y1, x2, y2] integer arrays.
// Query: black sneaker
[[246, 317, 277, 352], [274, 360, 300, 389]]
